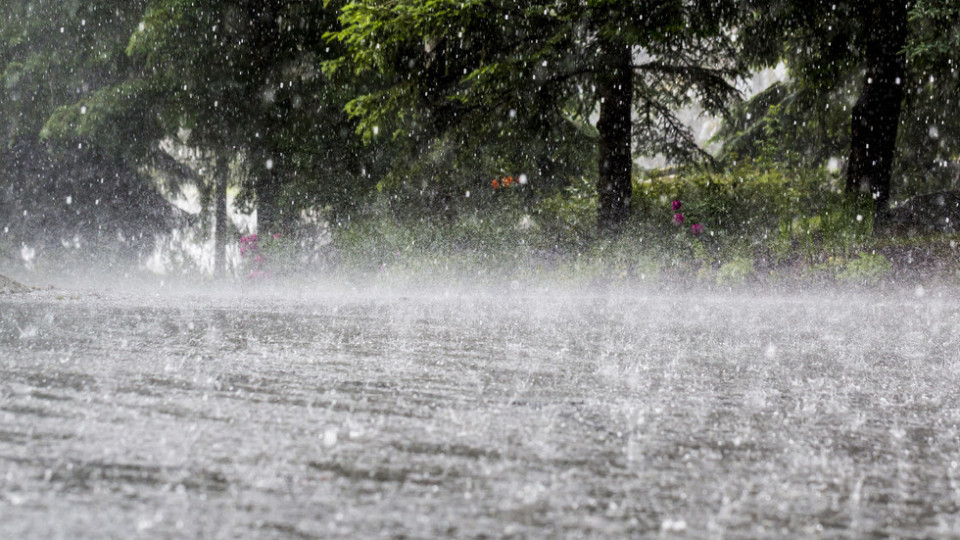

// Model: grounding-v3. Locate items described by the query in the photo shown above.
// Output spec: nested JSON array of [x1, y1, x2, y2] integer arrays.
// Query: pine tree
[[329, 0, 744, 232], [0, 0, 179, 260], [727, 1, 960, 225]]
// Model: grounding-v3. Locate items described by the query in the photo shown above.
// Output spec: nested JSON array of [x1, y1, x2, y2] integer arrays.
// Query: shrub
[[715, 256, 756, 285], [838, 253, 892, 284]]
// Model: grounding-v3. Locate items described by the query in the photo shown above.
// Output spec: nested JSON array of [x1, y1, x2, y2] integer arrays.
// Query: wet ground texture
[[2, 286, 960, 538]]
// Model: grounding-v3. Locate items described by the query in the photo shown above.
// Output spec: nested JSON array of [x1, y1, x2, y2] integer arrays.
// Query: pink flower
[[272, 233, 281, 240], [673, 213, 685, 225], [672, 200, 682, 211], [239, 245, 247, 256], [254, 255, 264, 263], [691, 223, 703, 237]]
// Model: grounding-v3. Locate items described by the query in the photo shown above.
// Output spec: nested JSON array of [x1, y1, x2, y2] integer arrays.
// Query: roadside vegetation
[[225, 160, 957, 289]]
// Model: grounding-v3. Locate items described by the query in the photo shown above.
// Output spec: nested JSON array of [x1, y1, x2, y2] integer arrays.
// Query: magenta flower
[[672, 200, 683, 211], [691, 223, 703, 237], [673, 213, 685, 225]]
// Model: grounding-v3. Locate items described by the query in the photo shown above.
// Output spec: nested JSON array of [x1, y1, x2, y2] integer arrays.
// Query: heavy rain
[[3, 1, 960, 538]]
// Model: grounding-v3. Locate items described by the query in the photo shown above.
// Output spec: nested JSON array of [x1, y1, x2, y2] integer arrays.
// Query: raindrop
[[322, 427, 338, 447]]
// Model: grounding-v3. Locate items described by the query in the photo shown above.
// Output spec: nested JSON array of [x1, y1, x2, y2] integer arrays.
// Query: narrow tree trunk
[[213, 154, 229, 277], [256, 159, 282, 235], [846, 1, 908, 226], [596, 38, 634, 233]]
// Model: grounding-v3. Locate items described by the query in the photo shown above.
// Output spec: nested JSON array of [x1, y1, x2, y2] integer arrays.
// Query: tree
[[727, 1, 960, 225], [125, 0, 376, 236], [1, 0, 182, 262], [903, 0, 960, 194], [35, 0, 380, 272], [329, 0, 744, 232]]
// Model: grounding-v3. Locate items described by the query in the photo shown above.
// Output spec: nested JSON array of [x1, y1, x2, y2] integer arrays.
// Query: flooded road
[[2, 285, 960, 538]]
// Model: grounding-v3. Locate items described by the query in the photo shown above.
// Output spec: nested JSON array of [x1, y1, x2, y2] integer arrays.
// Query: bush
[[634, 162, 873, 263], [715, 256, 756, 285], [313, 161, 953, 285], [837, 253, 892, 284]]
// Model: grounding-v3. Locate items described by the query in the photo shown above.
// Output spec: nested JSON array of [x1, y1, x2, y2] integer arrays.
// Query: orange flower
[[492, 179, 500, 189]]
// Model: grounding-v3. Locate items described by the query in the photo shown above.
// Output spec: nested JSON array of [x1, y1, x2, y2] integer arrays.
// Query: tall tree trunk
[[213, 154, 229, 277], [846, 1, 908, 226], [255, 158, 282, 235], [246, 0, 284, 236], [596, 38, 634, 233]]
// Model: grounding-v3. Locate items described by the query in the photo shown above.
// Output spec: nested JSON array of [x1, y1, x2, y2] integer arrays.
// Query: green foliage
[[721, 0, 960, 199], [327, 0, 744, 223], [715, 256, 756, 285], [534, 177, 598, 244], [837, 253, 892, 284], [1, 0, 150, 144], [634, 163, 841, 248], [629, 162, 881, 272], [714, 82, 851, 170], [311, 160, 960, 286], [0, 0, 185, 261]]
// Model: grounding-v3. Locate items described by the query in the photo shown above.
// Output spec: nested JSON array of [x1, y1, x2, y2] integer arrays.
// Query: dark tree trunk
[[213, 154, 229, 277], [846, 1, 908, 226], [596, 38, 634, 233], [246, 0, 284, 236], [256, 160, 282, 235]]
